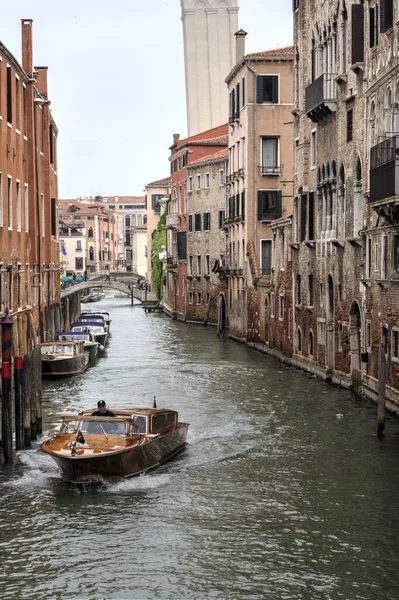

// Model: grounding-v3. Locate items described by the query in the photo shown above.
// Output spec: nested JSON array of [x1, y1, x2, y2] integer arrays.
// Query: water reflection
[[1, 298, 399, 599]]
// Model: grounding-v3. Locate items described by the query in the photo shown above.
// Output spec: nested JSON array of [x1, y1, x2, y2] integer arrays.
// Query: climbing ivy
[[151, 212, 166, 299]]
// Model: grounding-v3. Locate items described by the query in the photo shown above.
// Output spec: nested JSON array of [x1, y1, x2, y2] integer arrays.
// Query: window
[[382, 325, 389, 354], [347, 109, 353, 142], [296, 274, 302, 305], [188, 177, 193, 192], [189, 255, 193, 275], [189, 292, 193, 304], [270, 292, 275, 317], [393, 235, 399, 279], [76, 240, 82, 251], [75, 257, 84, 270], [24, 184, 28, 232], [7, 66, 12, 124], [293, 0, 299, 10], [0, 173, 3, 227], [16, 181, 21, 232], [196, 174, 201, 190], [296, 327, 302, 352], [51, 197, 57, 237], [308, 274, 314, 306], [177, 231, 187, 260], [194, 213, 201, 232], [369, 5, 378, 48], [197, 292, 202, 304], [279, 294, 284, 320], [366, 237, 372, 279], [261, 137, 278, 173], [257, 190, 282, 221], [151, 194, 162, 213], [351, 4, 365, 65], [310, 130, 316, 168], [41, 194, 44, 237], [152, 412, 175, 433], [203, 212, 211, 231], [188, 214, 193, 232], [294, 139, 299, 174], [218, 210, 225, 229], [205, 254, 210, 275], [242, 77, 246, 106], [88, 227, 94, 238], [15, 78, 20, 130], [256, 75, 278, 104], [7, 176, 12, 229], [197, 255, 201, 276], [218, 170, 225, 186], [182, 154, 187, 167], [380, 0, 393, 33], [366, 320, 372, 350], [261, 240, 272, 275], [392, 328, 399, 361], [205, 173, 210, 189], [206, 292, 210, 305], [241, 191, 245, 221], [235, 82, 240, 116]]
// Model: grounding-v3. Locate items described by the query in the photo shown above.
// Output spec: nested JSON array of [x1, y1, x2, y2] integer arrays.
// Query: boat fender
[[99, 345, 105, 351]]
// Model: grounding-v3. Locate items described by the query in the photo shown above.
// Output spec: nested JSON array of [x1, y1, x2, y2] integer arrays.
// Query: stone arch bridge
[[61, 279, 158, 304]]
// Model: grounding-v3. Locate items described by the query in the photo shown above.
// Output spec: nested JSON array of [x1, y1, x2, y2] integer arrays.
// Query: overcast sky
[[2, 1, 292, 198]]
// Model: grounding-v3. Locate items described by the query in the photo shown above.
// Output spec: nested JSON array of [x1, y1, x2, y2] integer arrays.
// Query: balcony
[[305, 73, 337, 123], [260, 166, 280, 176], [369, 136, 399, 207], [166, 213, 180, 229]]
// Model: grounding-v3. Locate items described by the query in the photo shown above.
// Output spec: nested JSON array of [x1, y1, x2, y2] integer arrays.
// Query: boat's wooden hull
[[41, 354, 89, 378], [42, 424, 189, 482]]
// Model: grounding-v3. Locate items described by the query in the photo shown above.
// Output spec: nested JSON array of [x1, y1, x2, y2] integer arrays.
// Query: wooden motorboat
[[57, 331, 101, 360], [70, 321, 108, 347], [38, 341, 90, 378], [40, 406, 189, 482]]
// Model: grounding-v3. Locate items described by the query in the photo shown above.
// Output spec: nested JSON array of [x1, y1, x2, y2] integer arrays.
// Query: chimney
[[235, 29, 248, 63], [34, 66, 48, 98], [21, 19, 33, 77], [173, 134, 180, 145]]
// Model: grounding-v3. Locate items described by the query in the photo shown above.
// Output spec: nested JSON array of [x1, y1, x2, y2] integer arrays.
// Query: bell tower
[[181, 0, 239, 136]]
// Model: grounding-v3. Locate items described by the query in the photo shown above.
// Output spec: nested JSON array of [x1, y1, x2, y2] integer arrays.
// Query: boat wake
[[104, 473, 172, 493], [5, 450, 60, 490]]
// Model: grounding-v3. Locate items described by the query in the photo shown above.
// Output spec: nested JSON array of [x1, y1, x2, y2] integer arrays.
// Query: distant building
[[186, 149, 228, 324], [145, 177, 171, 286], [59, 221, 86, 277], [164, 124, 228, 320], [181, 0, 239, 136]]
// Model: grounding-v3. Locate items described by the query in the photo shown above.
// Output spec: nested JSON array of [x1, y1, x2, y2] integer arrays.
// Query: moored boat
[[57, 331, 101, 360], [70, 321, 108, 347], [40, 406, 189, 482], [81, 310, 111, 329], [38, 341, 90, 378], [78, 313, 109, 333]]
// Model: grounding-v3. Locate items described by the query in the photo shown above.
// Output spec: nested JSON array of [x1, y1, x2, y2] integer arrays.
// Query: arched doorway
[[326, 275, 335, 370], [350, 301, 361, 374], [217, 293, 226, 336]]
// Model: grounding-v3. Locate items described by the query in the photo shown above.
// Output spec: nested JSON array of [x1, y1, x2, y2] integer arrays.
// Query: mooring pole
[[1, 312, 13, 463], [14, 356, 24, 451], [377, 342, 386, 437]]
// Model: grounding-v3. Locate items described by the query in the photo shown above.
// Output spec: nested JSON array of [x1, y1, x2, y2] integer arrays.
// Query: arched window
[[385, 88, 393, 135], [309, 330, 314, 357], [297, 327, 302, 353], [338, 165, 346, 239], [88, 227, 94, 239], [89, 246, 94, 261]]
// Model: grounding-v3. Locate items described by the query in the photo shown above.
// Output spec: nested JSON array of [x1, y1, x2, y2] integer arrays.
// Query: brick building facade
[[0, 19, 60, 347]]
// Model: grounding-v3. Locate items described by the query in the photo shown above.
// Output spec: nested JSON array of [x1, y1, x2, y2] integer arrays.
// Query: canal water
[[1, 297, 399, 600]]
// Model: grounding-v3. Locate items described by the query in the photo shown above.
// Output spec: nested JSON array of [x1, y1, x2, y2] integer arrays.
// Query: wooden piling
[[377, 342, 386, 437], [1, 362, 12, 463], [14, 356, 24, 450], [23, 353, 32, 448]]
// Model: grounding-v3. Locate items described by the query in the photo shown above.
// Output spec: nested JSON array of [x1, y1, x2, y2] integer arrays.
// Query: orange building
[[0, 19, 59, 345]]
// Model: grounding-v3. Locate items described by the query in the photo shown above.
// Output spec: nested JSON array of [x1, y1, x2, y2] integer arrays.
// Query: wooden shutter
[[241, 191, 245, 221], [308, 192, 315, 240], [351, 4, 364, 65], [257, 191, 264, 220], [272, 76, 279, 103], [300, 195, 307, 242], [275, 191, 282, 219], [381, 0, 393, 33], [256, 77, 264, 103], [51, 198, 57, 236]]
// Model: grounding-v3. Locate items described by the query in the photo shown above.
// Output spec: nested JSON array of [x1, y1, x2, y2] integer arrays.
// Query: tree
[[151, 212, 166, 299]]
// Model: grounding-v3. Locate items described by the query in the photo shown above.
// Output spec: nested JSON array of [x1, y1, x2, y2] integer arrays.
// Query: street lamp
[[34, 96, 51, 341]]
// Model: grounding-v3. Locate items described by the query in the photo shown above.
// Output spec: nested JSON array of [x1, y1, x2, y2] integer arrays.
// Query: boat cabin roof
[[79, 407, 178, 417], [71, 321, 105, 328], [38, 341, 83, 348]]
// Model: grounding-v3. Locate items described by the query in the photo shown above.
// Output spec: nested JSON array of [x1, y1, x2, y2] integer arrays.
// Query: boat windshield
[[89, 326, 104, 333], [132, 416, 147, 434], [55, 344, 74, 355], [80, 420, 126, 436], [40, 345, 54, 355]]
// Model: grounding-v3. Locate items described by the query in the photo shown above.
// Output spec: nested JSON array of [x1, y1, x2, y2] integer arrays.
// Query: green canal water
[[1, 297, 399, 600]]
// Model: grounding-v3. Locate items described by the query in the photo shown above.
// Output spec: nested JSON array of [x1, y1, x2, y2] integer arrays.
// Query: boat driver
[[91, 400, 115, 417]]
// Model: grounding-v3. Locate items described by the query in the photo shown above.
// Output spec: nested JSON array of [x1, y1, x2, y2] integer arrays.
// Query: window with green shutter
[[256, 76, 279, 104]]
